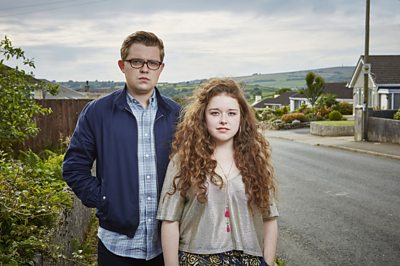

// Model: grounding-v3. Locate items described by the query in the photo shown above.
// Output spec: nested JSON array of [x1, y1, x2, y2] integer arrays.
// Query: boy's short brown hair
[[120, 31, 165, 62]]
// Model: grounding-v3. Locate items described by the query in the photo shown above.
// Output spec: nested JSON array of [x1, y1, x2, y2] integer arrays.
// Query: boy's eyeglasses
[[125, 58, 162, 70]]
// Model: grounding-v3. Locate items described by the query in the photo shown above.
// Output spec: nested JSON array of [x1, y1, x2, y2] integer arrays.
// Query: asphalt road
[[269, 138, 400, 266]]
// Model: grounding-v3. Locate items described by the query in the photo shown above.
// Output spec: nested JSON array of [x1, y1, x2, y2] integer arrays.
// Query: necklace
[[217, 160, 234, 233]]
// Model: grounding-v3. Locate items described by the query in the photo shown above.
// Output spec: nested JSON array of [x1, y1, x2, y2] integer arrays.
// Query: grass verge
[[314, 120, 354, 126]]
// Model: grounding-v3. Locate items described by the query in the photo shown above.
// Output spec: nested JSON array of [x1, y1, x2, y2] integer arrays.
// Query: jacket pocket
[[96, 194, 109, 220]]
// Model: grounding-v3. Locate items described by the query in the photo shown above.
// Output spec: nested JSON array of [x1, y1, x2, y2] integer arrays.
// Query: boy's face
[[118, 43, 164, 98]]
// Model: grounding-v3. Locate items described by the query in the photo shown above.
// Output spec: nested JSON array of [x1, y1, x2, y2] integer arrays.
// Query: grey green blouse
[[156, 158, 279, 257]]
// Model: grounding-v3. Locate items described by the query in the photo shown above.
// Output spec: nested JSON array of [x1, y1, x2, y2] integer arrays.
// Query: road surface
[[269, 138, 400, 265]]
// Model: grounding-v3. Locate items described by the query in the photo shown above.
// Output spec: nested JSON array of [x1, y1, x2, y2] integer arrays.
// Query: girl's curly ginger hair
[[169, 78, 276, 213]]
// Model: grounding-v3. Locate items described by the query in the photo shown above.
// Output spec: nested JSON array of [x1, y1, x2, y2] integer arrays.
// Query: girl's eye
[[228, 112, 237, 116], [210, 112, 220, 116]]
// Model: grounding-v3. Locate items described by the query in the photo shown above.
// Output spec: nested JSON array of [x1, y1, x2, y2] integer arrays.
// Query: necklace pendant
[[224, 209, 230, 218], [226, 224, 231, 232]]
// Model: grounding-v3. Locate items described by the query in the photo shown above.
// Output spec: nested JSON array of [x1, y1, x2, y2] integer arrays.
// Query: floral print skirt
[[178, 250, 267, 266]]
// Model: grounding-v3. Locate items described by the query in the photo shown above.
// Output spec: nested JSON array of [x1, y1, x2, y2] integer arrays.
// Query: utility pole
[[362, 0, 370, 141]]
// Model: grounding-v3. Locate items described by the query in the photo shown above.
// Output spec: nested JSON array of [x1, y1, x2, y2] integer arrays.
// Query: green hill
[[161, 66, 354, 100], [59, 66, 355, 102], [233, 66, 354, 89]]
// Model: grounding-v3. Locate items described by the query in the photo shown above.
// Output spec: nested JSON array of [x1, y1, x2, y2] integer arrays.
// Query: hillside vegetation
[[58, 66, 354, 101], [234, 66, 353, 88]]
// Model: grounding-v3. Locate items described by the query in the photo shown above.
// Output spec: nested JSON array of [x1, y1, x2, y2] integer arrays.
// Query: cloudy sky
[[1, 0, 399, 82]]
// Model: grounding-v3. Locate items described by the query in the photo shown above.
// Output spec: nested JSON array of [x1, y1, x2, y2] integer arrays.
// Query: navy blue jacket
[[62, 87, 181, 237]]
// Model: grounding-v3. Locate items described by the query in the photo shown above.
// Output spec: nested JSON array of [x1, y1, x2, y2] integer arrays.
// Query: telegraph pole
[[362, 0, 370, 141]]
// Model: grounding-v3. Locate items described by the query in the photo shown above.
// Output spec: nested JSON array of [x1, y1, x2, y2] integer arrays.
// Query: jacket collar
[[113, 84, 172, 115]]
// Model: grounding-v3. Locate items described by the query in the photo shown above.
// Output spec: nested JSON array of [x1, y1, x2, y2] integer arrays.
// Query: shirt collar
[[126, 90, 157, 110]]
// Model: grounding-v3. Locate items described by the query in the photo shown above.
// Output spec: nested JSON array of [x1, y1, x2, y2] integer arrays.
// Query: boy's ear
[[118, 60, 125, 72]]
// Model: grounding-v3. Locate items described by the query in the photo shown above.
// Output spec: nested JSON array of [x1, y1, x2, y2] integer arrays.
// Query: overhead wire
[[0, 0, 109, 18], [1, 0, 81, 11]]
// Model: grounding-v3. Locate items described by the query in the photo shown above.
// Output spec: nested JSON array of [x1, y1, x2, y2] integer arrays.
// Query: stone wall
[[354, 108, 400, 144], [310, 122, 354, 136], [34, 195, 93, 266], [370, 110, 397, 119], [368, 117, 400, 144]]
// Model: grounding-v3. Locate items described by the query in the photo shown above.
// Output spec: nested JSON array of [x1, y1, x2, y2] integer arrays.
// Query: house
[[253, 91, 297, 110], [0, 64, 86, 99], [289, 82, 353, 111], [349, 55, 400, 110], [34, 83, 86, 99]]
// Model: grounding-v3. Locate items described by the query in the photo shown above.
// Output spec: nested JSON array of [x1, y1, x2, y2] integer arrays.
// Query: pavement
[[264, 128, 400, 160]]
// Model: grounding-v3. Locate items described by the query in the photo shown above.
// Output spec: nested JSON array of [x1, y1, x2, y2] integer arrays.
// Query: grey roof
[[1, 65, 85, 99], [253, 91, 297, 108], [43, 85, 86, 99], [367, 55, 400, 84], [290, 82, 352, 99], [351, 55, 400, 85]]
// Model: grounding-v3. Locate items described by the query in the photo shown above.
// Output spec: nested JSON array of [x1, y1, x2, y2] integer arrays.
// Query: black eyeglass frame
[[124, 58, 163, 70]]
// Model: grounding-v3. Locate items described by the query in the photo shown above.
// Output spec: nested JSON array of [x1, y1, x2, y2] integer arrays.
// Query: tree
[[0, 36, 58, 151], [316, 93, 338, 108], [300, 72, 325, 107], [276, 88, 292, 95]]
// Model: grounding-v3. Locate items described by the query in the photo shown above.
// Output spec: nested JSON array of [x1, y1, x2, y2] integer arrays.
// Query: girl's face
[[205, 94, 241, 145]]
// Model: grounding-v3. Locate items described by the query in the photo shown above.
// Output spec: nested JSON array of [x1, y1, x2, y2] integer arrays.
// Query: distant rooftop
[[291, 82, 352, 99]]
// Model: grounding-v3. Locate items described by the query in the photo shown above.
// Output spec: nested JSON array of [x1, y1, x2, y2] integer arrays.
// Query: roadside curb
[[267, 135, 400, 161], [318, 143, 400, 161]]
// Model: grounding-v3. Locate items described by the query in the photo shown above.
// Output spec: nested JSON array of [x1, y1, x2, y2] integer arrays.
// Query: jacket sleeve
[[62, 102, 100, 208]]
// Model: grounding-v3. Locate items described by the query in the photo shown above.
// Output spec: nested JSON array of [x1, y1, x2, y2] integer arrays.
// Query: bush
[[394, 109, 400, 120], [255, 109, 264, 121], [272, 106, 289, 117], [0, 150, 72, 265], [296, 104, 313, 115], [316, 93, 338, 108], [261, 108, 275, 121], [305, 112, 324, 121], [255, 108, 275, 122], [328, 110, 343, 121], [333, 102, 353, 115], [281, 112, 308, 123], [315, 106, 332, 118]]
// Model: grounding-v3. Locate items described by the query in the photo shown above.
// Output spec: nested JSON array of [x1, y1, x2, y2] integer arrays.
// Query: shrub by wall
[[394, 110, 400, 120], [281, 112, 308, 123], [333, 102, 353, 115], [328, 110, 343, 121], [0, 150, 73, 265]]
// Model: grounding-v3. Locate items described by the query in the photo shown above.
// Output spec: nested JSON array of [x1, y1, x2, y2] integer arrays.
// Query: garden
[[0, 36, 96, 265], [255, 93, 354, 130]]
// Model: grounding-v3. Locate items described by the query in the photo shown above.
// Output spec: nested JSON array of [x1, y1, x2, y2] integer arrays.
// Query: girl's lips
[[217, 127, 229, 132]]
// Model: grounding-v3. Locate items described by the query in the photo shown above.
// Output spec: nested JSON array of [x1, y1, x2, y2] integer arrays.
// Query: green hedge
[[0, 150, 72, 265], [394, 109, 400, 120], [328, 110, 343, 121]]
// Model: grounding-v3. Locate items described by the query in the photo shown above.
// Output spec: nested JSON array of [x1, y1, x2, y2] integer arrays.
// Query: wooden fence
[[23, 99, 92, 152]]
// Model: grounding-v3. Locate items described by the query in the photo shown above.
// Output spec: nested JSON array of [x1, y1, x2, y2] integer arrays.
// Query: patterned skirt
[[178, 250, 267, 266]]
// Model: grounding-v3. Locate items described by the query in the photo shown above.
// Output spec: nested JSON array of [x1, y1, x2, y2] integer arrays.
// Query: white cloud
[[0, 0, 399, 82]]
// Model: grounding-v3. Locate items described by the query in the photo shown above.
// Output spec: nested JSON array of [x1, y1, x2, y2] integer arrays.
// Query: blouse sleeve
[[157, 157, 185, 221], [262, 200, 279, 220]]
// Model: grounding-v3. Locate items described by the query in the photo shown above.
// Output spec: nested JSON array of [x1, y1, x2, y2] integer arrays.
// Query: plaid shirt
[[98, 91, 161, 260]]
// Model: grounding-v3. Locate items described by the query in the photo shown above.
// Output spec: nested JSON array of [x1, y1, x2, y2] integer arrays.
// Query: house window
[[380, 94, 388, 110], [294, 100, 301, 110], [368, 89, 373, 107], [356, 88, 363, 107], [387, 94, 392, 109], [394, 93, 400, 110]]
